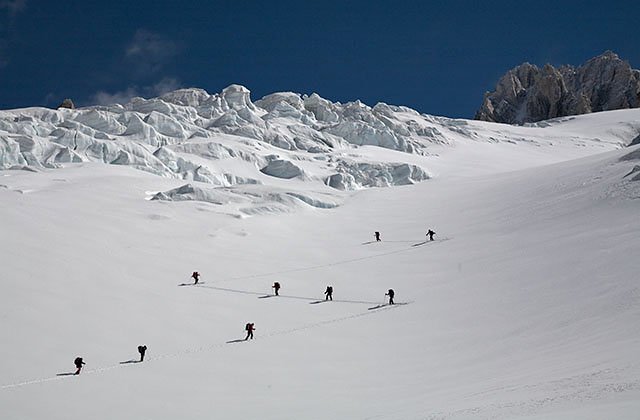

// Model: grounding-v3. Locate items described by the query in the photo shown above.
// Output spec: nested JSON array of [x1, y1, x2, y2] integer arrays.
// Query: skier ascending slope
[[138, 345, 147, 362], [245, 323, 255, 340], [272, 282, 281, 296], [325, 285, 333, 301], [385, 289, 395, 305], [74, 357, 85, 375], [426, 229, 436, 241], [191, 271, 200, 284], [374, 231, 381, 242]]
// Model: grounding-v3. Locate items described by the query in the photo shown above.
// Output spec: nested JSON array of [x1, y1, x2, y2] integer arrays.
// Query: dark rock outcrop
[[58, 99, 75, 109], [476, 51, 640, 124]]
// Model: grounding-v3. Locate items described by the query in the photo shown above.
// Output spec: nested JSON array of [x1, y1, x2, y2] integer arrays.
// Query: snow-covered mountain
[[1, 88, 640, 419]]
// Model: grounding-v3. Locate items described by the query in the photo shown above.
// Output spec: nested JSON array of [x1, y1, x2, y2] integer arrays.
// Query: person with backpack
[[325, 285, 333, 301], [385, 289, 395, 305], [374, 231, 381, 242], [138, 345, 147, 362], [245, 323, 255, 340], [191, 271, 200, 284], [272, 282, 281, 296], [426, 229, 436, 241], [74, 357, 85, 375]]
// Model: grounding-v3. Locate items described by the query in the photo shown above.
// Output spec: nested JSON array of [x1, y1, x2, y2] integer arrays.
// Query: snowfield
[[1, 88, 640, 419]]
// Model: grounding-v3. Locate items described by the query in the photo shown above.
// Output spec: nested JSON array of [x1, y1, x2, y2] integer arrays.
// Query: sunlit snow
[[1, 87, 639, 419]]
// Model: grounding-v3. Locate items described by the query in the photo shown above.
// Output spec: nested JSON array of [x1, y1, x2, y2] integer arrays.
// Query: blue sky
[[1, 0, 639, 117]]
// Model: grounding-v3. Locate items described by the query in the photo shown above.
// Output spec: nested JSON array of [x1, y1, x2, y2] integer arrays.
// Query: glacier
[[2, 84, 638, 214]]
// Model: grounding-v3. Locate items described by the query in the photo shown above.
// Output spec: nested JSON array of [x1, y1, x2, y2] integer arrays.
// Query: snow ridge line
[[0, 302, 412, 391], [215, 238, 451, 283]]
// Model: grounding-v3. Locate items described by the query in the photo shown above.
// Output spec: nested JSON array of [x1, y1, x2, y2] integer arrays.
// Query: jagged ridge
[[476, 51, 640, 124]]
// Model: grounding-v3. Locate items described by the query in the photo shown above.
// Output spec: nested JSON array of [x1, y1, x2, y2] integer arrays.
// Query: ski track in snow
[[216, 238, 451, 283], [0, 300, 411, 391], [194, 284, 383, 304], [0, 238, 437, 391]]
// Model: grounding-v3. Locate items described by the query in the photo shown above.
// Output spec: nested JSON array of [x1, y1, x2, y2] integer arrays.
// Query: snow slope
[[1, 91, 640, 419]]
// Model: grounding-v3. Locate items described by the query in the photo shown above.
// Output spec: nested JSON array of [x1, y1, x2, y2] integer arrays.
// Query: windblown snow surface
[[1, 87, 640, 419]]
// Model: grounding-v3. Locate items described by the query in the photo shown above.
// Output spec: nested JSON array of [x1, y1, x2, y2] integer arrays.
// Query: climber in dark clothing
[[245, 323, 255, 340], [374, 231, 381, 242], [74, 357, 85, 375], [138, 345, 147, 362], [385, 289, 395, 305], [325, 285, 333, 301], [272, 282, 281, 296], [191, 271, 200, 284], [426, 229, 436, 241]]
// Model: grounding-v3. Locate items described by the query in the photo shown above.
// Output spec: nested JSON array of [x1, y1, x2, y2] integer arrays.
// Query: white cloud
[[150, 77, 181, 96], [125, 29, 180, 74], [91, 87, 141, 106], [90, 78, 182, 106], [0, 0, 27, 17], [42, 92, 57, 106]]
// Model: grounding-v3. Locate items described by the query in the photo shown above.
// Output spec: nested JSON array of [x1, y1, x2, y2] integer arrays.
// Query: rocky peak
[[476, 51, 640, 124], [57, 98, 75, 109]]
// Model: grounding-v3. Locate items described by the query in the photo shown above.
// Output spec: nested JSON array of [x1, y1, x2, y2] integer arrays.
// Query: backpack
[[74, 357, 83, 365], [245, 323, 251, 331]]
